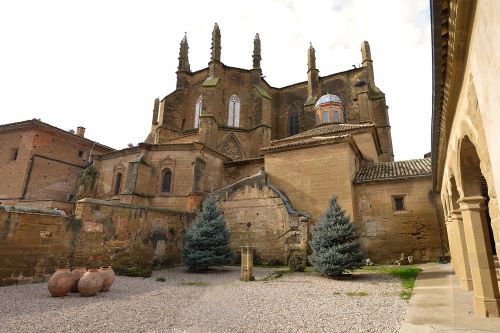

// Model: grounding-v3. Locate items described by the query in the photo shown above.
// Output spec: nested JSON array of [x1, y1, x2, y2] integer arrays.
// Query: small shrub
[[180, 281, 208, 286], [115, 266, 153, 278], [345, 291, 368, 297], [156, 277, 166, 282]]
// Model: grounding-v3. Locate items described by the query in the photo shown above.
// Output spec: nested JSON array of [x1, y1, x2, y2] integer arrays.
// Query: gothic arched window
[[227, 94, 240, 127], [194, 95, 202, 128], [113, 172, 122, 196], [288, 105, 299, 136], [161, 169, 172, 193]]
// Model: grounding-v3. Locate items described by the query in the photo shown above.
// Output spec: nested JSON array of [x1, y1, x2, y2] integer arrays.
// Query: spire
[[306, 42, 320, 106], [151, 97, 160, 125], [252, 33, 261, 70], [178, 33, 190, 72], [211, 23, 221, 62], [361, 41, 372, 66], [308, 42, 316, 71]]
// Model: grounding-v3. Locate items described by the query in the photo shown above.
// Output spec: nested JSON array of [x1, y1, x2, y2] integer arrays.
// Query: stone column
[[459, 196, 500, 317], [445, 217, 455, 270], [240, 246, 254, 282], [450, 210, 473, 290]]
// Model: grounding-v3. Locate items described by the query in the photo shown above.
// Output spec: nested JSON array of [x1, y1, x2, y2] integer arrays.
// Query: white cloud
[[0, 0, 431, 160]]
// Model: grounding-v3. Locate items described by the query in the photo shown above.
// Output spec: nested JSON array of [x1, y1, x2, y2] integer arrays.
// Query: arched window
[[322, 111, 329, 123], [113, 172, 122, 195], [333, 111, 340, 123], [161, 169, 172, 193], [288, 105, 299, 136], [227, 94, 240, 127], [194, 95, 202, 128]]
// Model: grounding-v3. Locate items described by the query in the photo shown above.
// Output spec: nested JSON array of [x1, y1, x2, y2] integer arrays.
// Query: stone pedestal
[[450, 210, 474, 290], [240, 246, 254, 282], [459, 196, 500, 317]]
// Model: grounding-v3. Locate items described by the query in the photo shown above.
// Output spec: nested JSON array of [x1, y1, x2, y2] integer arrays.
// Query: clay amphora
[[48, 268, 73, 297], [71, 267, 87, 293], [98, 266, 116, 292], [78, 269, 103, 297]]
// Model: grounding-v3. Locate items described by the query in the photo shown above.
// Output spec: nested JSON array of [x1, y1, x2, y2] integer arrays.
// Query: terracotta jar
[[71, 267, 87, 293], [98, 266, 116, 292], [78, 269, 103, 297], [47, 268, 73, 297]]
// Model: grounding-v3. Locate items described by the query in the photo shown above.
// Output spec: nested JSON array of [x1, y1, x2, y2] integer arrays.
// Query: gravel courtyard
[[0, 266, 407, 333]]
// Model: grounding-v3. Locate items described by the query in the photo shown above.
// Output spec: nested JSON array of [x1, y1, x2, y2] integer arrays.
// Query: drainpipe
[[22, 156, 36, 199], [88, 141, 96, 164]]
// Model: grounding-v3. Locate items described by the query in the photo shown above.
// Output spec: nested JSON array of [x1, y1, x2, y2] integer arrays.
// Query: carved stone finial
[[361, 40, 372, 65], [308, 43, 316, 70], [253, 33, 261, 69], [178, 33, 190, 72], [211, 23, 221, 61]]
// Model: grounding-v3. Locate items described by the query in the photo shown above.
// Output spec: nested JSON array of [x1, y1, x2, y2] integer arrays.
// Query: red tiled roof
[[353, 158, 431, 183]]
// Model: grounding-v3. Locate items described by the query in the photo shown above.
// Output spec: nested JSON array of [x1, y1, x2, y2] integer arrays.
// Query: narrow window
[[78, 150, 84, 157], [322, 111, 329, 123], [113, 172, 122, 195], [11, 148, 19, 161], [227, 94, 240, 127], [194, 95, 202, 128], [161, 169, 172, 193], [393, 195, 406, 211], [288, 105, 299, 136], [333, 111, 339, 123]]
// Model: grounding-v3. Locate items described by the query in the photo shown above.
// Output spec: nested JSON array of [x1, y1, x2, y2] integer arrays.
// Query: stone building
[[72, 24, 444, 266], [0, 119, 113, 213], [431, 0, 500, 317]]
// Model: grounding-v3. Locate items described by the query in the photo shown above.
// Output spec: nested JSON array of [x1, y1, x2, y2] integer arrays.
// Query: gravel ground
[[0, 267, 407, 333]]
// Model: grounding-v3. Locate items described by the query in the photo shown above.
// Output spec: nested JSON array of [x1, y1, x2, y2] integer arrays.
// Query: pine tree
[[182, 196, 235, 271], [308, 196, 365, 276]]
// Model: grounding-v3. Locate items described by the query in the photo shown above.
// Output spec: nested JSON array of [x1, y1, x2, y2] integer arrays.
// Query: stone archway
[[447, 175, 473, 290], [458, 135, 500, 317]]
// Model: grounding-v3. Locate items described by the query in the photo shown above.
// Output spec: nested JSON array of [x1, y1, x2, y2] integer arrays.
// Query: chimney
[[76, 126, 86, 137]]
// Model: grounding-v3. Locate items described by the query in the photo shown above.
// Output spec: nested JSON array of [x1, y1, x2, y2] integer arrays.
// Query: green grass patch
[[345, 291, 368, 297], [155, 277, 166, 282], [180, 281, 208, 286], [363, 266, 422, 300]]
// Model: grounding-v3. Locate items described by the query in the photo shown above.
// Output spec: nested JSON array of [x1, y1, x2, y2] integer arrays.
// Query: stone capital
[[450, 209, 463, 221], [458, 196, 485, 211]]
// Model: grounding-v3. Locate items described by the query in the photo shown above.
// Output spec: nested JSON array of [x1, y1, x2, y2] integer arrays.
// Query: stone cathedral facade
[[0, 24, 446, 283]]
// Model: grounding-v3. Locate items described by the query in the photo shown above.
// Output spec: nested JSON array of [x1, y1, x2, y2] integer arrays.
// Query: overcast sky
[[0, 0, 431, 160]]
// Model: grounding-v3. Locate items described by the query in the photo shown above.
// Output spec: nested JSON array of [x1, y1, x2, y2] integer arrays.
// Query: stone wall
[[353, 177, 444, 263], [214, 172, 308, 266], [265, 142, 359, 223], [0, 206, 69, 286], [0, 200, 191, 286], [73, 199, 191, 270]]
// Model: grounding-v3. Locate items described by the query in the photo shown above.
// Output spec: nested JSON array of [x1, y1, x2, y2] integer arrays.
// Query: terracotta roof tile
[[272, 123, 373, 144], [262, 135, 350, 153], [353, 158, 431, 183]]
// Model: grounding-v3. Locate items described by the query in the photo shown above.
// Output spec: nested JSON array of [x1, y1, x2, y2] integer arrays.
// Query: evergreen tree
[[308, 196, 365, 276], [182, 196, 235, 270]]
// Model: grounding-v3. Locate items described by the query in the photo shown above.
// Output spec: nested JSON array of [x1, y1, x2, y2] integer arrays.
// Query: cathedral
[[74, 24, 443, 266], [0, 24, 445, 285]]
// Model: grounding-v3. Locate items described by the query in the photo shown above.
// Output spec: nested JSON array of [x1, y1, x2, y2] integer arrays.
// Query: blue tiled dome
[[314, 94, 342, 108]]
